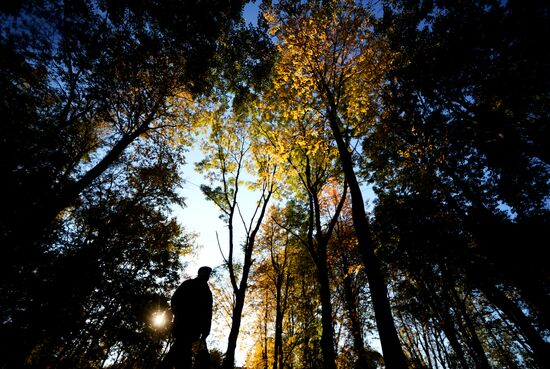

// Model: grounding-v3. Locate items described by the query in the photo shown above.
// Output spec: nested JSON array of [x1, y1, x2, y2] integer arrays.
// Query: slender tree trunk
[[300, 271, 314, 369], [419, 324, 434, 369], [277, 281, 286, 369], [397, 311, 425, 368], [225, 236, 255, 369], [448, 287, 491, 369], [422, 274, 469, 369], [326, 100, 408, 369], [225, 239, 259, 369], [316, 245, 338, 369], [264, 290, 269, 369], [340, 253, 371, 369], [479, 282, 550, 369], [485, 320, 521, 369], [274, 275, 284, 369], [433, 329, 449, 369], [223, 183, 273, 369], [298, 154, 347, 369], [435, 305, 469, 369], [224, 288, 246, 369]]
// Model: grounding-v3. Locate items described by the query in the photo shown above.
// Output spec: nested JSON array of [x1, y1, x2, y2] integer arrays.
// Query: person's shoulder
[[182, 278, 194, 285], [182, 277, 203, 288]]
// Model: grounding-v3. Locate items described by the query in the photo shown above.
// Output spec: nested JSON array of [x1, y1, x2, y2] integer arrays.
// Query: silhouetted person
[[162, 266, 213, 369]]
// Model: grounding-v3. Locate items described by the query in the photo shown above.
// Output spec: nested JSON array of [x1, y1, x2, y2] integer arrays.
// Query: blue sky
[[243, 0, 260, 26]]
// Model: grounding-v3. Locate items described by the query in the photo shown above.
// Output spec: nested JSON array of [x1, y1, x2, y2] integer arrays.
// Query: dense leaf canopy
[[1, 0, 548, 368]]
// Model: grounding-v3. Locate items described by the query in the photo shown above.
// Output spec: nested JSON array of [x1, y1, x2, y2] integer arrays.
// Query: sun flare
[[152, 311, 166, 328]]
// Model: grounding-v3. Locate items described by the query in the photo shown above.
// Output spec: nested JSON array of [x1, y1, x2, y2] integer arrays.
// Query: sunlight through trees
[[2, 0, 549, 368]]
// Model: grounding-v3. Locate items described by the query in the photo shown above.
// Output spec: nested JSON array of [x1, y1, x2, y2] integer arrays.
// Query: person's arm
[[201, 289, 213, 340]]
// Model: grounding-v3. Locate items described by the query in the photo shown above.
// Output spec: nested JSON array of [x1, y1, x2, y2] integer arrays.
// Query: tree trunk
[[326, 100, 408, 369], [225, 239, 255, 369], [36, 116, 155, 241], [223, 185, 273, 369], [448, 287, 491, 369], [264, 290, 269, 369], [274, 276, 283, 369], [317, 245, 338, 369], [300, 271, 314, 369], [224, 288, 246, 369], [479, 282, 550, 369], [435, 304, 470, 369], [340, 253, 371, 369]]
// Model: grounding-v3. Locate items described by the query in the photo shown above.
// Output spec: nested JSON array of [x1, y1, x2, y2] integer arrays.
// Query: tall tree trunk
[[433, 329, 450, 369], [274, 276, 283, 369], [326, 100, 408, 369], [478, 282, 550, 369], [317, 245, 338, 369], [224, 236, 257, 369], [340, 253, 371, 369], [448, 286, 491, 369], [300, 270, 314, 369], [397, 311, 425, 368], [224, 288, 246, 369], [264, 290, 269, 369], [422, 273, 469, 369], [435, 304, 470, 369], [223, 182, 273, 369], [298, 152, 347, 369]]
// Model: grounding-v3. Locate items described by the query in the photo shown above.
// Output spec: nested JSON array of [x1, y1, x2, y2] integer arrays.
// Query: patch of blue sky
[[243, 0, 260, 26]]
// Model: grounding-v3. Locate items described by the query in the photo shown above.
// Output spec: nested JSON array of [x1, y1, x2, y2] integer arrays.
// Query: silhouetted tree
[[1, 0, 271, 366], [363, 2, 550, 367], [1, 142, 190, 367]]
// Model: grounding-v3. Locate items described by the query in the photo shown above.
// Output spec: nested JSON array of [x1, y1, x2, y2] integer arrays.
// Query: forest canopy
[[1, 0, 548, 368]]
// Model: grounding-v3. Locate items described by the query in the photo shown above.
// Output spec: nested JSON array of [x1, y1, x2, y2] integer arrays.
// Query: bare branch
[[216, 231, 229, 266]]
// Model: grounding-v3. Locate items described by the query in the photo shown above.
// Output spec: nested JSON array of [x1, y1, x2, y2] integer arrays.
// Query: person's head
[[197, 266, 212, 281]]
